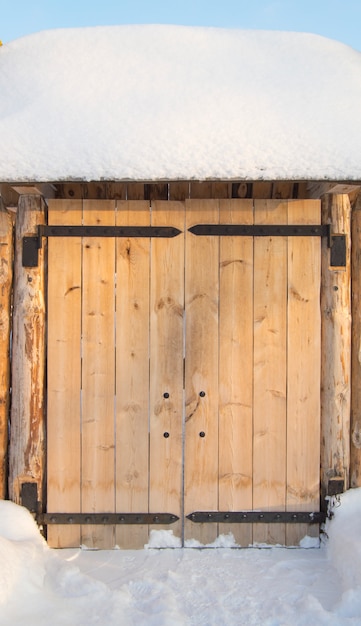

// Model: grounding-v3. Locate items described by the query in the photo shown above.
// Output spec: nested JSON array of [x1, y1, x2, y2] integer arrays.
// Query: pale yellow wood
[[149, 201, 184, 544], [218, 199, 253, 547], [47, 199, 82, 547], [0, 201, 13, 499], [184, 199, 219, 545], [115, 201, 151, 549], [253, 200, 287, 545], [321, 195, 351, 495], [9, 196, 46, 505], [81, 200, 116, 548], [286, 200, 321, 546]]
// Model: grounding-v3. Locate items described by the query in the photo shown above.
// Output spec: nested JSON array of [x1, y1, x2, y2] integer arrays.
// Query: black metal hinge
[[22, 224, 182, 267], [188, 223, 346, 269], [187, 511, 326, 524], [37, 512, 179, 525], [22, 222, 346, 268], [188, 224, 329, 238]]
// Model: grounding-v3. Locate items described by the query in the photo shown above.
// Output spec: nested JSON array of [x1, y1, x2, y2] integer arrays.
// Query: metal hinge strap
[[187, 511, 326, 524], [188, 223, 345, 268], [188, 224, 330, 238], [37, 512, 179, 525], [39, 225, 182, 239], [22, 223, 345, 269], [22, 224, 182, 267]]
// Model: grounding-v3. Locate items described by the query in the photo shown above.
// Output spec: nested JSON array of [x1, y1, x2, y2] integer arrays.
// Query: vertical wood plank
[[351, 194, 361, 487], [190, 182, 213, 199], [9, 196, 46, 506], [0, 201, 13, 499], [127, 184, 145, 201], [252, 182, 273, 199], [253, 200, 287, 545], [286, 199, 321, 546], [81, 200, 116, 548], [47, 199, 82, 547], [115, 200, 150, 549], [218, 199, 253, 547], [105, 183, 127, 200], [184, 199, 219, 545], [272, 183, 294, 199], [169, 182, 190, 201], [212, 182, 231, 199], [145, 184, 168, 201], [149, 201, 184, 544], [321, 195, 351, 497]]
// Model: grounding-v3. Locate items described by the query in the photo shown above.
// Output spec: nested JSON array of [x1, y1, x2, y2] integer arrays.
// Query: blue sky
[[1, 0, 360, 51]]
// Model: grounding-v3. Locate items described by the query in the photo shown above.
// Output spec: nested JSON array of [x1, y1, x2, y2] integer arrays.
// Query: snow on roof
[[1, 24, 361, 183]]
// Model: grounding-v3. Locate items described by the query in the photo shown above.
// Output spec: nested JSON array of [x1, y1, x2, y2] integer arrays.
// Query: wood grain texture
[[0, 201, 13, 499], [351, 195, 361, 487], [115, 201, 151, 549], [286, 200, 321, 546], [9, 196, 46, 506], [321, 195, 351, 498], [149, 201, 184, 543], [218, 199, 253, 546], [81, 200, 116, 548], [47, 199, 82, 547], [253, 200, 287, 545], [184, 199, 219, 545]]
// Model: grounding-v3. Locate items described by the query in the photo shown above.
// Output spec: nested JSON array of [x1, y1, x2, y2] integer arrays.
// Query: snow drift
[[1, 25, 361, 183], [1, 492, 361, 624]]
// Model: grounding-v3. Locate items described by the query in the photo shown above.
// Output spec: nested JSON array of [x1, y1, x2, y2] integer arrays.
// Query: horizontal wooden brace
[[37, 512, 179, 525], [187, 511, 326, 524]]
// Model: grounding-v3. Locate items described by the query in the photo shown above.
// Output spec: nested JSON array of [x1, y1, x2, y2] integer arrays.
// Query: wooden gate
[[46, 198, 321, 548]]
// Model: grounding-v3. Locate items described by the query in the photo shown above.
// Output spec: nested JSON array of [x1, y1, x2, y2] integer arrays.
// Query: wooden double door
[[46, 198, 321, 548]]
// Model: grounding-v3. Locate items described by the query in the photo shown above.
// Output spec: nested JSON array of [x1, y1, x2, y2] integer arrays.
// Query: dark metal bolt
[[199, 391, 206, 397], [163, 392, 170, 399], [199, 431, 206, 438], [164, 432, 170, 438]]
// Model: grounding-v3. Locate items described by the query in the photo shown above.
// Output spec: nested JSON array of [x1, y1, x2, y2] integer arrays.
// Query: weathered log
[[9, 195, 46, 507], [351, 192, 361, 487], [0, 198, 13, 498], [320, 194, 351, 504]]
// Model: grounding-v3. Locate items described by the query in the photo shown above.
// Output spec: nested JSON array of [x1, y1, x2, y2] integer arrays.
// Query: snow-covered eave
[[2, 177, 361, 210], [2, 176, 361, 185]]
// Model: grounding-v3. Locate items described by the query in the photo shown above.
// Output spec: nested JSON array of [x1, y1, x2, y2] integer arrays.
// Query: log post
[[9, 195, 46, 508], [320, 194, 351, 506], [351, 193, 361, 487], [0, 198, 13, 499]]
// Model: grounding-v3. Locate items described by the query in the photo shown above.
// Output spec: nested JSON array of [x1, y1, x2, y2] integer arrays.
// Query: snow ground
[[1, 491, 361, 625]]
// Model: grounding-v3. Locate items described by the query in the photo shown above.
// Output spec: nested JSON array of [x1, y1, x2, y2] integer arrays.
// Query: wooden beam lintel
[[11, 183, 57, 198], [307, 182, 361, 199]]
